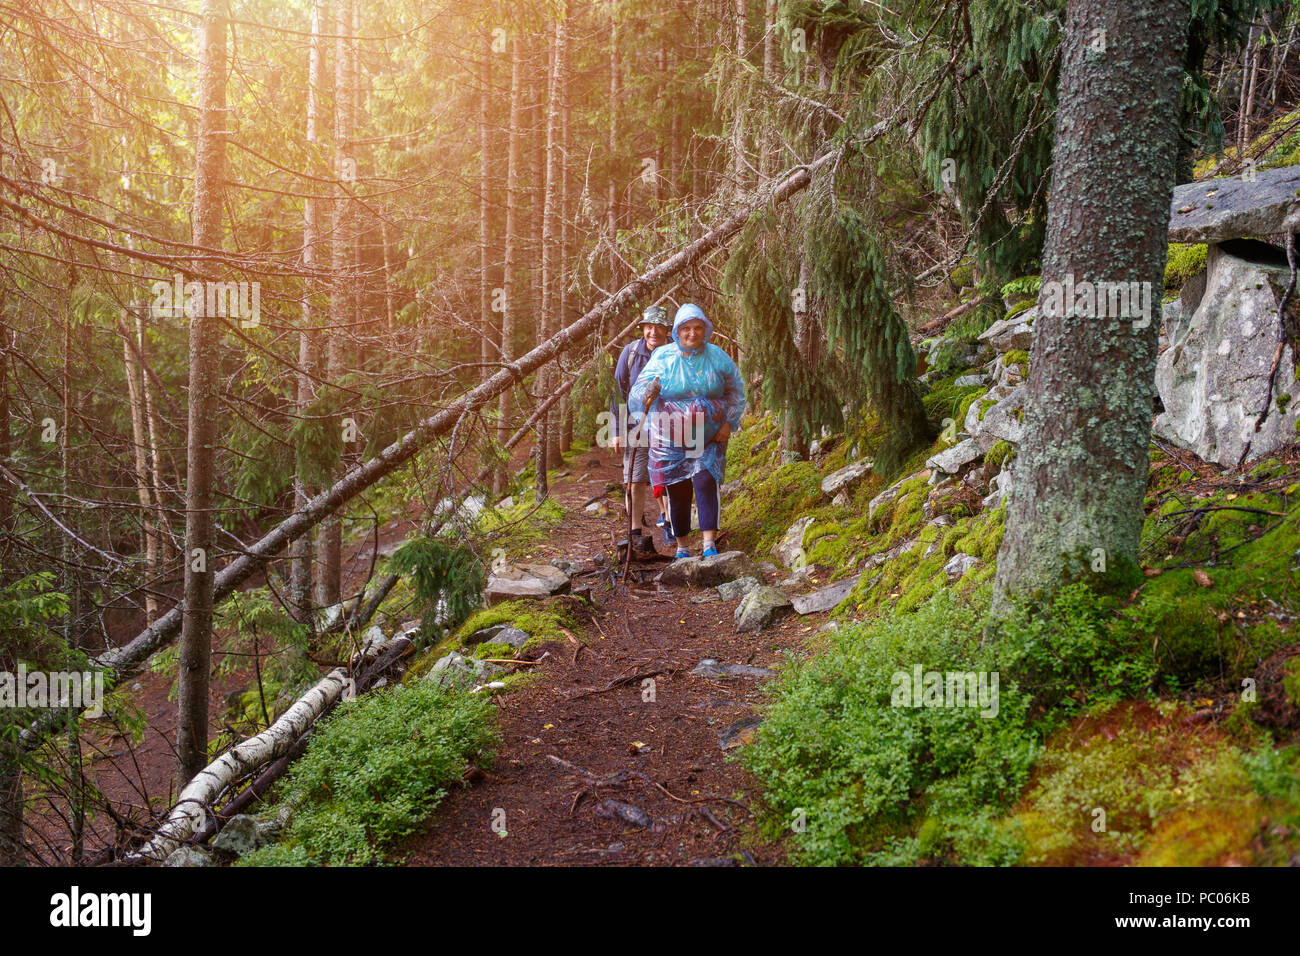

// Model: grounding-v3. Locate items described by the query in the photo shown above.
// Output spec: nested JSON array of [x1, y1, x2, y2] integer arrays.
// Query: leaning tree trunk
[[993, 0, 1189, 611], [176, 0, 229, 788]]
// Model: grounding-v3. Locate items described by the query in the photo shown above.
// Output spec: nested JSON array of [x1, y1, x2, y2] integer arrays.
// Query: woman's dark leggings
[[666, 471, 720, 537]]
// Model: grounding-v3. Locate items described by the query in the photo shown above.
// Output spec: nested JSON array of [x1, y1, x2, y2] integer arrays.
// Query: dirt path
[[402, 450, 817, 867]]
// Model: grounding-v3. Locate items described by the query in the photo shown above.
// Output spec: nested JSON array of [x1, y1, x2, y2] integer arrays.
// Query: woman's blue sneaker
[[656, 515, 667, 528], [674, 548, 690, 560], [702, 544, 719, 558]]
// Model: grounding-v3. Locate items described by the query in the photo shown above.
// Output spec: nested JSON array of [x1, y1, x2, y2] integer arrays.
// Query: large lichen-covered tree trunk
[[993, 0, 1189, 610]]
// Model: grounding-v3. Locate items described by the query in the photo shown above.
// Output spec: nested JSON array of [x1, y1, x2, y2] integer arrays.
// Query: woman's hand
[[644, 377, 661, 405], [711, 422, 731, 445]]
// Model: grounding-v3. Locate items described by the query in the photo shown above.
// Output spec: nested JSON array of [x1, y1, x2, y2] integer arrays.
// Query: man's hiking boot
[[632, 531, 658, 556]]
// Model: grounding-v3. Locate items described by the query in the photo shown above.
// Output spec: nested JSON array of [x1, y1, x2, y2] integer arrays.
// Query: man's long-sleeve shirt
[[610, 338, 654, 438]]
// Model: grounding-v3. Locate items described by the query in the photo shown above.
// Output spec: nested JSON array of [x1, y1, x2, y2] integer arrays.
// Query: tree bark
[[131, 632, 408, 863], [318, 0, 355, 609], [993, 0, 1189, 611], [542, 9, 565, 471], [559, 18, 573, 454], [120, 308, 158, 623], [732, 0, 748, 188], [176, 0, 229, 788], [607, 3, 621, 267], [497, 34, 523, 498], [292, 0, 328, 624]]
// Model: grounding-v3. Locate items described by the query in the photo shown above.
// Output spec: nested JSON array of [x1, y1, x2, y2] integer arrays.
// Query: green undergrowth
[[475, 496, 566, 560], [744, 584, 1162, 865], [1136, 475, 1300, 690], [743, 451, 1299, 865], [743, 573, 1300, 866], [1014, 703, 1300, 865], [238, 680, 499, 866]]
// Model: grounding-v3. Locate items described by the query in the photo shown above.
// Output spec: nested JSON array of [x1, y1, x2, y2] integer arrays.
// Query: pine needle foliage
[[387, 536, 484, 638]]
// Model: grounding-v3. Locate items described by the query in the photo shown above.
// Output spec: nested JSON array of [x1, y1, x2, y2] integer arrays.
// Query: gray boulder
[[820, 458, 873, 498], [425, 652, 504, 690], [484, 563, 571, 604], [465, 625, 530, 650], [717, 576, 762, 601], [944, 553, 980, 582], [791, 576, 860, 615], [978, 308, 1036, 352], [1154, 242, 1300, 466], [734, 586, 793, 633], [163, 846, 214, 867], [772, 516, 814, 568], [862, 537, 920, 571], [964, 385, 1027, 453], [1167, 164, 1300, 244], [926, 438, 982, 479], [211, 815, 270, 856], [867, 472, 919, 522], [658, 550, 762, 588], [983, 469, 1012, 510]]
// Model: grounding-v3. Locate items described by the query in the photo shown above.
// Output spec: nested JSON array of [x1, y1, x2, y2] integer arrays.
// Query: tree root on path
[[546, 754, 746, 831]]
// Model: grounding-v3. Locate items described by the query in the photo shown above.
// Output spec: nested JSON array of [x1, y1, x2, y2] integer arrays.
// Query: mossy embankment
[[718, 293, 1300, 865]]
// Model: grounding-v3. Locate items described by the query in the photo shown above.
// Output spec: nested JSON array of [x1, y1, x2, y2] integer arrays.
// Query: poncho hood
[[672, 303, 713, 355]]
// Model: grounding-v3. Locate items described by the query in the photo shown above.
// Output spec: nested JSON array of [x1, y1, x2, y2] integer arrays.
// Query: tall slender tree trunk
[[292, 0, 327, 623], [61, 291, 84, 864], [533, 34, 550, 499], [480, 23, 497, 490], [607, 3, 621, 271], [993, 0, 1189, 611], [0, 312, 11, 571], [497, 37, 523, 497], [0, 309, 18, 864], [543, 9, 565, 470], [121, 308, 158, 623], [761, 0, 776, 176], [176, 0, 229, 788], [319, 0, 355, 609], [141, 311, 169, 566], [559, 27, 573, 455], [732, 0, 747, 188]]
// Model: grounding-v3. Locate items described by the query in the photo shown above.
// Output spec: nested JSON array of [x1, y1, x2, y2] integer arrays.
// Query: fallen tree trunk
[[93, 152, 836, 681], [127, 632, 411, 862], [187, 634, 413, 847]]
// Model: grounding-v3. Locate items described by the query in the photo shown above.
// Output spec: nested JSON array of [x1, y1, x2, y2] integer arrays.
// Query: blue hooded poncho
[[628, 303, 746, 489]]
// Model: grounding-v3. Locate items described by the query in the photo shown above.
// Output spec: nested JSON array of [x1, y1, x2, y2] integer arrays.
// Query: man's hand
[[611, 434, 622, 454], [712, 422, 732, 445]]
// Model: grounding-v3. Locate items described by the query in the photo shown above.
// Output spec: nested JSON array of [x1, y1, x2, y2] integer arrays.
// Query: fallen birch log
[[127, 634, 407, 863]]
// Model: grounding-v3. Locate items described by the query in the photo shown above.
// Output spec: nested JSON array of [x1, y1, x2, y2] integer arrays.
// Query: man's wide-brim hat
[[641, 305, 671, 327]]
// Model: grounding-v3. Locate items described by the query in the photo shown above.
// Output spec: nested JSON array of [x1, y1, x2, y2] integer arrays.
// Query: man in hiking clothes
[[612, 305, 672, 555]]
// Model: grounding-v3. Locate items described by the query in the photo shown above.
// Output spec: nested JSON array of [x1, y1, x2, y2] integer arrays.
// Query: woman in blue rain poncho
[[629, 303, 746, 559]]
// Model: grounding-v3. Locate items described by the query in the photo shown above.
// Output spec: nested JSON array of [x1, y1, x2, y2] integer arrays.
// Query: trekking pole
[[621, 423, 637, 584]]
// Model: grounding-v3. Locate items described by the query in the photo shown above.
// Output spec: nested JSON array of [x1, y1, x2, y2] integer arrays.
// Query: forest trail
[[402, 449, 812, 866]]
